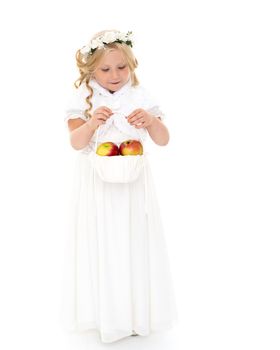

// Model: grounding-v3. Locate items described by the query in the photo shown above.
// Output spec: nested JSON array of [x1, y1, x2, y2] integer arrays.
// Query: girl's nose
[[111, 69, 119, 80]]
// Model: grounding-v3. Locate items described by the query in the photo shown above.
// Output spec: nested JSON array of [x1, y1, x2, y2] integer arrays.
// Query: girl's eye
[[100, 65, 126, 72]]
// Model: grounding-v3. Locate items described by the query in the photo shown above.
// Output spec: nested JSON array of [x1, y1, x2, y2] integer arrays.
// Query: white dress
[[60, 79, 178, 343]]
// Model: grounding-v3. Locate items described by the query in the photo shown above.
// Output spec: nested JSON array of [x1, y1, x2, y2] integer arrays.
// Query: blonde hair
[[73, 30, 139, 120]]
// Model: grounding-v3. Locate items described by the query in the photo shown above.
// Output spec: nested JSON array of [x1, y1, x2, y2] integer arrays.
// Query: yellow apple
[[96, 142, 119, 156]]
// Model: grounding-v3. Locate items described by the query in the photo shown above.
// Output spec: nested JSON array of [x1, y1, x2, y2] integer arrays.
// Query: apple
[[96, 142, 119, 156], [119, 140, 143, 156]]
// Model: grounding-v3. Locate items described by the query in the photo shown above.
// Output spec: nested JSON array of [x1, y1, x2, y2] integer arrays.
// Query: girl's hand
[[89, 106, 113, 129], [126, 108, 154, 129]]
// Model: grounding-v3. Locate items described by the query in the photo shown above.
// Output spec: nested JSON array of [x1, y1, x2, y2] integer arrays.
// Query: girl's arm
[[68, 118, 97, 150], [67, 106, 113, 150], [146, 116, 170, 146], [127, 109, 170, 146]]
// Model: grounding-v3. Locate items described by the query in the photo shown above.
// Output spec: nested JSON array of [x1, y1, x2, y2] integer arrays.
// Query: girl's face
[[93, 49, 131, 92]]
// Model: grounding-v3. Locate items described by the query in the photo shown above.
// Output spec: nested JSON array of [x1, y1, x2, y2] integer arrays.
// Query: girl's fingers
[[98, 111, 112, 118], [135, 120, 145, 128], [127, 109, 142, 120], [94, 106, 113, 117], [99, 106, 113, 114], [95, 109, 112, 119], [130, 114, 145, 124], [98, 114, 109, 121], [127, 111, 143, 123], [131, 116, 145, 125]]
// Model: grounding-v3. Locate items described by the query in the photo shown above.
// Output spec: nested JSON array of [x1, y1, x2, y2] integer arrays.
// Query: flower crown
[[80, 30, 134, 57]]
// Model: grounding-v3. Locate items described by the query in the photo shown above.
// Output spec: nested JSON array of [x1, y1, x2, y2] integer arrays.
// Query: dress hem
[[60, 318, 179, 343]]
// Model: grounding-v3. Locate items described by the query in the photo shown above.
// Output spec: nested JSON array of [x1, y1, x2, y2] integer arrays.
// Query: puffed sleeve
[[64, 83, 89, 123], [137, 86, 166, 121]]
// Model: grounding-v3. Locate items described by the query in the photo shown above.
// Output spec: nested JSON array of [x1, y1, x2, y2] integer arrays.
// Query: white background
[[0, 0, 279, 349]]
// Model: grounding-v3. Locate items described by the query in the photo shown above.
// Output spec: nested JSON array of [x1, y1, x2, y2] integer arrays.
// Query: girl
[[61, 29, 178, 343]]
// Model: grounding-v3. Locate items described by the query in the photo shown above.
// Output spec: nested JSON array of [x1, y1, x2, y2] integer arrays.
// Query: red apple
[[119, 140, 143, 156], [96, 142, 119, 156]]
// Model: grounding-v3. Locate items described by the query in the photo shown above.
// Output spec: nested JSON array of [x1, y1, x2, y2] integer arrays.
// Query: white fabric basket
[[89, 124, 146, 184]]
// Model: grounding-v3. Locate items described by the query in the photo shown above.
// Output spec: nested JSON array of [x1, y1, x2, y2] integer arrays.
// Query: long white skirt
[[60, 127, 178, 343]]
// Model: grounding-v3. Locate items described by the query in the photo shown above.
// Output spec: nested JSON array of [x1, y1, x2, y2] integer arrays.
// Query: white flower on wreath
[[102, 31, 118, 44], [117, 32, 127, 41], [90, 38, 104, 50], [80, 45, 91, 55], [80, 30, 134, 56]]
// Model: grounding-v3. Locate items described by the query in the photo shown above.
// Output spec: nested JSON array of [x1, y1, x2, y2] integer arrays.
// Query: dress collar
[[89, 78, 132, 97]]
